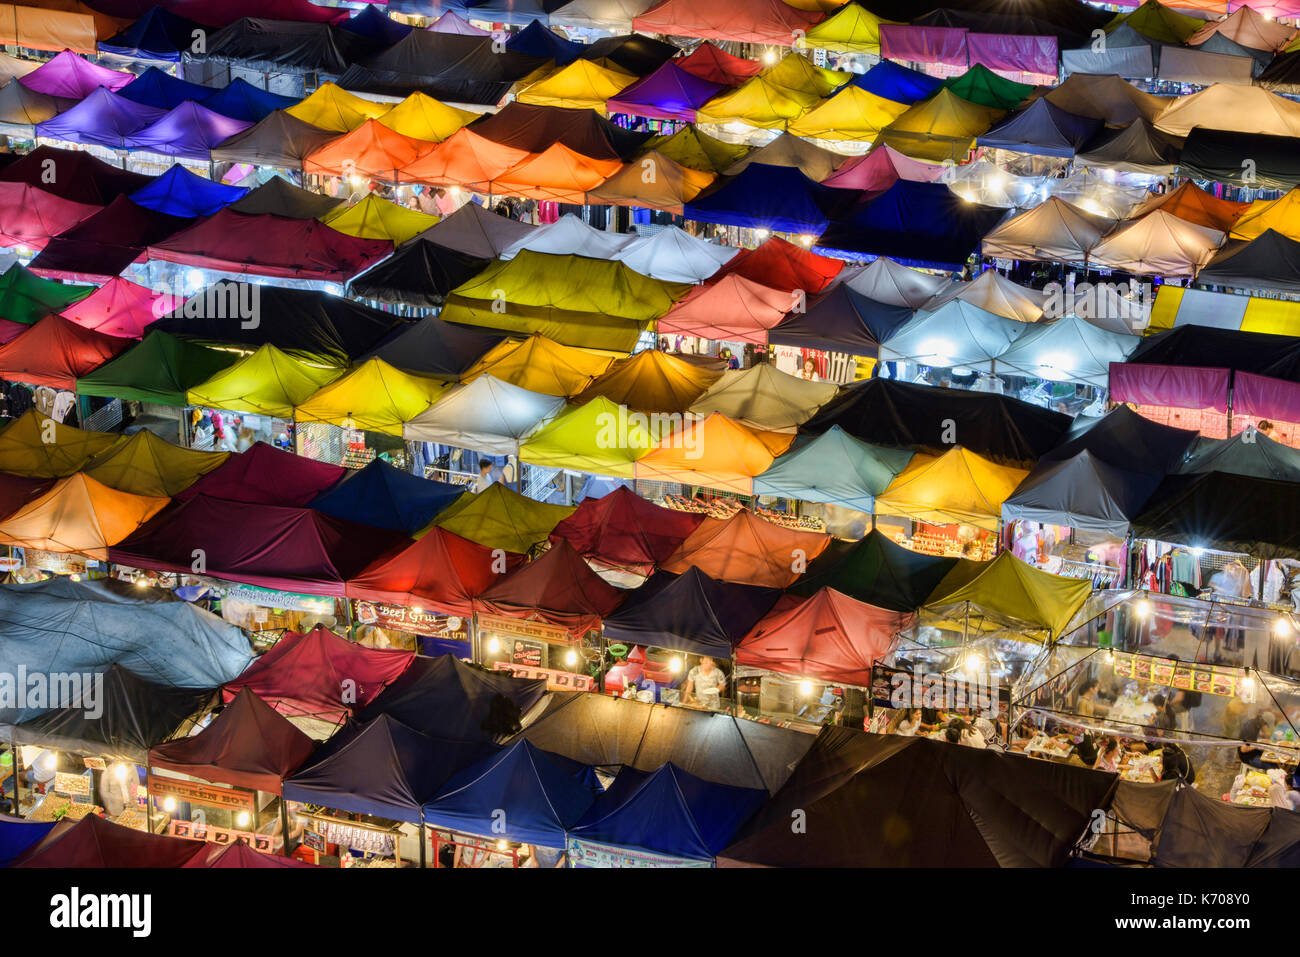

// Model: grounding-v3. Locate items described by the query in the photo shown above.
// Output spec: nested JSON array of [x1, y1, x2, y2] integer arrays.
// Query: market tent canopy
[[548, 485, 704, 575], [788, 84, 911, 142], [1089, 209, 1223, 277], [518, 58, 636, 113], [182, 841, 318, 867], [1177, 430, 1300, 483], [185, 343, 343, 419], [29, 195, 194, 283], [879, 299, 1027, 373], [0, 409, 124, 477], [1001, 448, 1161, 536], [695, 54, 849, 129], [942, 64, 1033, 110], [199, 78, 298, 123], [801, 2, 893, 53], [661, 507, 829, 588], [1131, 470, 1300, 560], [1198, 229, 1300, 294], [633, 0, 822, 45], [432, 481, 575, 555], [1042, 405, 1198, 476], [1076, 118, 1181, 175], [209, 109, 341, 168], [0, 182, 98, 251], [685, 163, 855, 236], [375, 91, 478, 141], [788, 528, 958, 611], [1128, 181, 1246, 233], [0, 145, 150, 206], [285, 80, 388, 132], [709, 235, 843, 294], [1229, 188, 1300, 242], [411, 199, 536, 259], [550, 0, 659, 33], [126, 162, 247, 218], [222, 624, 414, 723], [76, 331, 236, 407], [80, 427, 228, 498], [304, 118, 438, 181], [11, 663, 213, 764], [722, 133, 850, 183], [404, 373, 562, 454], [587, 150, 715, 213], [1107, 0, 1202, 44], [924, 270, 1045, 323], [14, 813, 204, 868], [842, 255, 949, 307], [737, 587, 911, 686], [0, 80, 63, 135], [0, 315, 127, 389], [688, 364, 836, 432], [500, 213, 637, 261], [980, 196, 1114, 263], [635, 412, 795, 496], [109, 494, 409, 596], [570, 762, 767, 863], [875, 446, 1030, 531], [754, 426, 912, 512], [993, 314, 1139, 389], [423, 739, 595, 848], [195, 17, 376, 74], [1188, 5, 1295, 52], [719, 726, 1117, 867], [292, 357, 448, 437], [1041, 71, 1171, 126], [606, 61, 725, 121], [354, 651, 548, 742], [149, 687, 314, 794], [125, 100, 252, 160], [655, 273, 794, 346], [0, 576, 249, 724], [464, 102, 648, 162], [488, 142, 624, 204], [350, 244, 492, 310], [34, 86, 167, 148], [611, 225, 736, 284], [462, 334, 613, 397], [0, 262, 93, 324], [0, 815, 54, 867], [100, 7, 201, 61], [506, 18, 584, 64], [643, 124, 750, 173], [175, 441, 344, 507], [572, 348, 720, 414], [879, 88, 1006, 163], [767, 282, 908, 358], [977, 97, 1102, 158], [228, 176, 344, 219], [475, 538, 624, 636], [309, 459, 463, 535], [925, 550, 1093, 638], [602, 565, 780, 658], [340, 5, 414, 46], [18, 49, 131, 98], [1155, 82, 1300, 138], [520, 396, 657, 478]]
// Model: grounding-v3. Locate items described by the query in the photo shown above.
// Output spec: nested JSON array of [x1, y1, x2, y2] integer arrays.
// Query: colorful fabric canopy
[[285, 81, 388, 132], [676, 41, 763, 86], [61, 278, 176, 340], [788, 528, 957, 611], [633, 412, 794, 495], [711, 236, 842, 293], [118, 66, 211, 109], [0, 315, 127, 388], [843, 255, 950, 307], [319, 194, 438, 245], [802, 2, 893, 54], [754, 425, 912, 512], [463, 334, 613, 397], [100, 7, 201, 62], [722, 132, 850, 183], [199, 78, 298, 123], [662, 506, 829, 587], [489, 142, 624, 204], [209, 109, 340, 168], [656, 273, 794, 346], [0, 472, 168, 559], [412, 199, 536, 258], [29, 195, 194, 282], [688, 364, 836, 431], [15, 814, 205, 868], [500, 212, 637, 260], [175, 441, 344, 507], [585, 150, 715, 213], [0, 409, 123, 477], [548, 485, 704, 575], [1001, 448, 1161, 536], [880, 88, 1005, 162], [376, 91, 478, 141], [607, 61, 726, 121], [19, 50, 132, 98], [633, 0, 822, 46], [768, 281, 913, 356], [644, 125, 750, 173], [186, 343, 343, 418], [696, 54, 849, 129], [304, 118, 438, 180], [0, 182, 98, 250], [361, 315, 500, 381], [1089, 210, 1224, 278], [980, 196, 1114, 263], [572, 348, 720, 414], [875, 446, 1030, 531], [35, 86, 166, 148], [349, 241, 490, 309], [995, 314, 1139, 388], [128, 163, 247, 217], [403, 127, 533, 192], [433, 481, 575, 554], [475, 538, 624, 636], [293, 357, 448, 437], [925, 551, 1092, 639], [879, 299, 1028, 373], [77, 330, 237, 406], [612, 225, 737, 283], [685, 163, 854, 235], [519, 396, 652, 478], [0, 262, 93, 324], [309, 459, 461, 535], [404, 373, 564, 454], [81, 428, 228, 498], [518, 58, 636, 113], [347, 526, 518, 616]]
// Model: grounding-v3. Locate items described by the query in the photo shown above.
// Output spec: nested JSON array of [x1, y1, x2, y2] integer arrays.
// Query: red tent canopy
[[0, 182, 99, 250], [736, 586, 913, 686], [147, 209, 392, 282], [547, 485, 705, 575], [0, 315, 128, 389], [15, 814, 203, 867], [182, 840, 318, 867], [634, 0, 823, 46], [707, 235, 844, 294], [221, 625, 414, 723], [175, 441, 344, 507], [474, 538, 624, 636], [149, 687, 316, 794], [347, 526, 524, 616], [676, 42, 764, 86]]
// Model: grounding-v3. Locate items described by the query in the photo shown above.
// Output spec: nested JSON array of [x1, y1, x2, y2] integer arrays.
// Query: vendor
[[894, 708, 922, 737], [1239, 710, 1279, 770], [1075, 679, 1102, 718], [682, 656, 727, 710]]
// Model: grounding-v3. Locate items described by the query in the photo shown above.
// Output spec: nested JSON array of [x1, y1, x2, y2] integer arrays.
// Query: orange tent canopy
[[1128, 181, 1248, 233], [0, 471, 167, 559], [0, 315, 127, 389], [660, 506, 831, 587], [490, 142, 623, 204], [302, 118, 438, 180], [633, 411, 795, 495], [656, 273, 794, 344], [404, 128, 532, 192], [587, 150, 715, 213], [708, 235, 843, 293]]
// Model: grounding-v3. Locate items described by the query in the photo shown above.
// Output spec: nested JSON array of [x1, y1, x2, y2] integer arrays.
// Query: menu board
[[1111, 652, 1242, 699]]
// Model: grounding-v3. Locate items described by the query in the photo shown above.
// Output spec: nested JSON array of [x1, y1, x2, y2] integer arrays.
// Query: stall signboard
[[354, 600, 468, 640], [222, 583, 336, 614], [169, 819, 273, 853], [54, 771, 92, 798], [148, 774, 257, 812], [302, 829, 327, 852], [870, 663, 1009, 720], [491, 661, 593, 692], [1110, 652, 1245, 700], [82, 757, 106, 771], [567, 837, 710, 868], [477, 613, 571, 644]]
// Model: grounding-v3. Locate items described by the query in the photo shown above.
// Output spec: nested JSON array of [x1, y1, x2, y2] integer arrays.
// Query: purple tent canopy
[[607, 61, 726, 122], [125, 101, 253, 160], [34, 88, 166, 149], [18, 51, 133, 99], [428, 11, 490, 35]]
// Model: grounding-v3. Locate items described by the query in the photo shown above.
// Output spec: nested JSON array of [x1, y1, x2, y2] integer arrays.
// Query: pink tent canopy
[[0, 183, 98, 250], [634, 0, 823, 46], [18, 50, 133, 99], [60, 277, 180, 339], [821, 144, 945, 193]]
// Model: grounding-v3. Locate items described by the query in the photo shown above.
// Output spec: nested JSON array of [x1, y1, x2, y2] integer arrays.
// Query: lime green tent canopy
[[1106, 0, 1202, 44], [293, 357, 449, 436], [186, 343, 345, 418], [520, 396, 654, 477], [77, 331, 240, 406], [430, 480, 574, 554], [0, 263, 94, 325], [924, 551, 1093, 640], [802, 3, 897, 54], [83, 428, 229, 497], [643, 126, 751, 173]]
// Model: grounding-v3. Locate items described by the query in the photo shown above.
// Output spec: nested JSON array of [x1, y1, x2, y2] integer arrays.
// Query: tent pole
[[145, 758, 154, 834], [9, 729, 19, 815], [279, 797, 290, 857]]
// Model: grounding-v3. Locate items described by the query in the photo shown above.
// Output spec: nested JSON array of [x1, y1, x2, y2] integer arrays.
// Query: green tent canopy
[[431, 481, 575, 555], [520, 396, 655, 478], [0, 263, 94, 325], [942, 64, 1033, 111], [788, 528, 960, 612], [754, 426, 913, 512], [77, 332, 240, 406], [924, 551, 1093, 640]]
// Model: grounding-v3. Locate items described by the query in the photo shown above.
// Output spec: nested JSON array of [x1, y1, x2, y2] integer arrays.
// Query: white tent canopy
[[499, 213, 637, 260], [924, 269, 1046, 322], [1088, 209, 1225, 278], [946, 154, 1049, 209], [403, 374, 565, 454], [842, 256, 951, 308], [879, 299, 1028, 373], [1154, 82, 1300, 138], [980, 196, 1114, 263], [548, 0, 657, 32], [688, 363, 837, 431], [613, 226, 739, 283], [993, 314, 1139, 388]]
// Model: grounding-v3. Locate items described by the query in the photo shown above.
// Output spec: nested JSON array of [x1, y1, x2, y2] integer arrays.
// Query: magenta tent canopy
[[18, 51, 133, 99], [109, 494, 410, 597], [148, 209, 392, 282], [175, 441, 345, 507], [34, 88, 168, 149], [125, 101, 254, 160]]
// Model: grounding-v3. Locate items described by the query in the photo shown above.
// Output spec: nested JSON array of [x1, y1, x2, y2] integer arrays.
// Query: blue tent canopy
[[769, 281, 913, 356], [754, 425, 913, 512], [570, 762, 767, 863], [464, 0, 570, 27], [339, 5, 414, 46], [128, 164, 248, 217], [118, 67, 212, 110], [309, 459, 463, 534], [0, 814, 55, 866], [100, 7, 203, 63], [685, 164, 857, 235], [34, 88, 166, 149], [817, 179, 1005, 270], [507, 19, 583, 64], [422, 739, 596, 847], [850, 59, 944, 104], [284, 715, 489, 824], [977, 97, 1103, 158], [200, 78, 298, 123]]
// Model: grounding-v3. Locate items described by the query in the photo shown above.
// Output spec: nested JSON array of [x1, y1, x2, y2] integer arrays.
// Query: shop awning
[[310, 459, 463, 535], [403, 373, 564, 454], [788, 528, 958, 612], [81, 428, 229, 498], [548, 485, 703, 576], [14, 814, 203, 868], [292, 357, 448, 437], [185, 343, 344, 419], [175, 441, 344, 507], [754, 425, 912, 512], [222, 624, 414, 723], [925, 550, 1093, 638], [661, 507, 829, 588], [475, 538, 624, 637], [634, 412, 795, 496], [432, 481, 575, 555], [460, 334, 613, 397], [688, 364, 837, 432]]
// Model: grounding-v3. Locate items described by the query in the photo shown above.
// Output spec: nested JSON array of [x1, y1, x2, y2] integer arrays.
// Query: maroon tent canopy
[[175, 441, 344, 506], [0, 145, 153, 205], [468, 102, 649, 161], [221, 625, 415, 722], [474, 538, 625, 637], [0, 182, 99, 250], [182, 840, 318, 867], [15, 814, 203, 867], [109, 494, 410, 596], [149, 687, 316, 794], [29, 195, 194, 282], [548, 485, 705, 575], [147, 209, 392, 282], [346, 526, 524, 616]]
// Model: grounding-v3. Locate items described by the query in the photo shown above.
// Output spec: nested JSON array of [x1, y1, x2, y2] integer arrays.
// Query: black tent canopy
[[229, 174, 345, 218], [1178, 431, 1300, 483], [29, 196, 193, 281], [348, 239, 490, 308], [1180, 128, 1300, 191], [1001, 448, 1163, 535], [1131, 470, 1300, 559], [186, 17, 380, 74], [1077, 118, 1181, 174], [1127, 324, 1300, 382], [1041, 405, 1198, 475], [468, 102, 652, 162], [768, 282, 913, 357], [787, 528, 959, 611], [340, 31, 549, 104], [1199, 230, 1300, 293], [210, 110, 341, 169], [362, 315, 504, 379]]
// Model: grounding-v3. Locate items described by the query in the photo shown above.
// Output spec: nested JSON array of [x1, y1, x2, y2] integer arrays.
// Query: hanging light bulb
[[497, 839, 509, 851], [669, 657, 682, 674], [1275, 617, 1293, 638], [162, 796, 176, 813], [486, 636, 500, 654], [799, 680, 813, 696], [564, 649, 578, 667], [113, 763, 128, 781]]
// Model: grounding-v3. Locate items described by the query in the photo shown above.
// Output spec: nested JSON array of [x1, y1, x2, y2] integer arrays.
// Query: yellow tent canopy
[[571, 348, 721, 413], [0, 472, 168, 559], [696, 53, 850, 129], [442, 250, 690, 351], [187, 344, 345, 418], [0, 409, 124, 477], [517, 58, 637, 113], [285, 82, 389, 133], [587, 150, 715, 213], [376, 92, 480, 142], [320, 194, 438, 245], [925, 550, 1093, 640], [801, 3, 897, 54], [1230, 188, 1300, 242], [643, 125, 751, 173], [431, 481, 575, 554], [83, 429, 228, 497], [633, 411, 794, 495], [519, 396, 654, 477], [789, 85, 911, 141], [462, 334, 616, 397], [293, 358, 449, 436], [880, 89, 1005, 163], [875, 446, 1028, 531]]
